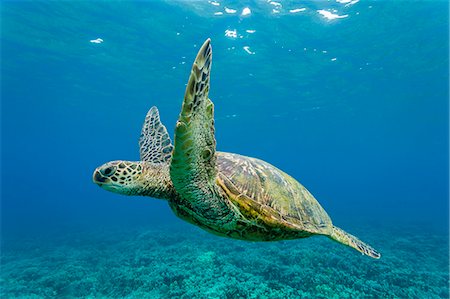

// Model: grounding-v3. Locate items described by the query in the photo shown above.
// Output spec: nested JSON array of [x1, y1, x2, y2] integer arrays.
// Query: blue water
[[1, 1, 449, 298]]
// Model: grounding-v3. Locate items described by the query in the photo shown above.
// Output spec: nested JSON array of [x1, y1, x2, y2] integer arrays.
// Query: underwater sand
[[1, 222, 448, 298]]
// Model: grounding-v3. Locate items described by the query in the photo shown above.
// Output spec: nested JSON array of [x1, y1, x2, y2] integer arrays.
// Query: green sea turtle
[[93, 39, 380, 259]]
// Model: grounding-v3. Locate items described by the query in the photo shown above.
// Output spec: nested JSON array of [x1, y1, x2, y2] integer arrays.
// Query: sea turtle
[[93, 39, 380, 259]]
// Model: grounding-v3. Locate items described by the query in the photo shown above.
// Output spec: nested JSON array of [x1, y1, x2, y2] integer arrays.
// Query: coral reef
[[1, 223, 448, 298]]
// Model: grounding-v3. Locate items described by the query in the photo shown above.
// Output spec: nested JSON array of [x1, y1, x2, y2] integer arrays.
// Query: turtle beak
[[93, 169, 108, 184]]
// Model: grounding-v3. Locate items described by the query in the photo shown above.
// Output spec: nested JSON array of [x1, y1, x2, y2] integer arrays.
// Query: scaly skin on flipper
[[330, 226, 381, 259], [139, 106, 173, 164], [169, 39, 236, 227]]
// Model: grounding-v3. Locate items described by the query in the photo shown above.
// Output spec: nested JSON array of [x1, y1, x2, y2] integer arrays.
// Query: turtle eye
[[101, 166, 116, 177]]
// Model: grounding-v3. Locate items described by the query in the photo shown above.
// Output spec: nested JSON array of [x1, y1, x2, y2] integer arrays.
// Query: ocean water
[[1, 1, 449, 298]]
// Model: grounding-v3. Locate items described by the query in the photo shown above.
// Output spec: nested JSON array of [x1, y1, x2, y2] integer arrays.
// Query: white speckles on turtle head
[[93, 160, 175, 199]]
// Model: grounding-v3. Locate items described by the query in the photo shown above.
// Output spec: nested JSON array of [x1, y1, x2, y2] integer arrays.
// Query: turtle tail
[[329, 226, 381, 259]]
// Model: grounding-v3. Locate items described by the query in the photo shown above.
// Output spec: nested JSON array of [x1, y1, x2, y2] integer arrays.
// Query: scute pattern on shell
[[216, 152, 332, 234]]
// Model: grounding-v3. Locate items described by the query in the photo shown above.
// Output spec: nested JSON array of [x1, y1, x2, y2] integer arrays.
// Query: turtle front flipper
[[170, 39, 233, 223], [139, 106, 173, 164]]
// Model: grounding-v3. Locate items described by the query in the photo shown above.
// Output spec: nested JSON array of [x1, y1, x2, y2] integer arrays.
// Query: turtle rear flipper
[[330, 226, 381, 259]]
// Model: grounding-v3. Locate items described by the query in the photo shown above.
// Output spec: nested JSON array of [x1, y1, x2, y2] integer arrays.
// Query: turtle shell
[[216, 152, 332, 235]]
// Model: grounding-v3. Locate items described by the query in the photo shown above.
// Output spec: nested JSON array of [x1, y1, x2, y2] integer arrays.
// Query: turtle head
[[93, 160, 145, 196], [93, 160, 174, 199]]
